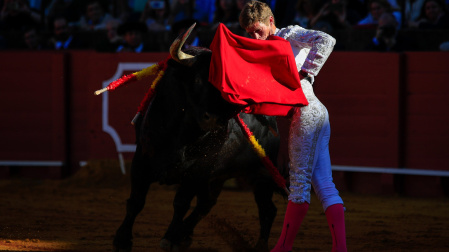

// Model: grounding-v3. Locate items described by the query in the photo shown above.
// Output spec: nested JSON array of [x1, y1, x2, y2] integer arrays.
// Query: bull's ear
[[169, 23, 198, 67]]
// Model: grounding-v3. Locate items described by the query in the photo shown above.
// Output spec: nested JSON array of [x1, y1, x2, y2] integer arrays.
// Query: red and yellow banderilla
[[94, 57, 170, 125], [234, 114, 289, 195]]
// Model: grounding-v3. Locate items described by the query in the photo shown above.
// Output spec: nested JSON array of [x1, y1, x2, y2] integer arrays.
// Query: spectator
[[78, 0, 115, 31], [169, 0, 194, 24], [170, 0, 217, 26], [46, 0, 70, 24], [386, 0, 401, 10], [45, 0, 89, 26], [116, 21, 150, 52], [292, 0, 319, 28], [365, 12, 416, 51], [140, 0, 170, 32], [23, 25, 48, 49], [236, 0, 250, 11], [440, 40, 449, 50], [401, 0, 426, 27], [106, 19, 124, 44], [409, 0, 449, 29], [129, 0, 148, 13], [0, 0, 41, 31], [48, 16, 88, 49], [272, 0, 297, 28], [233, 0, 250, 35], [210, 0, 240, 31], [194, 0, 216, 25], [356, 0, 401, 28], [171, 18, 206, 49], [346, 0, 368, 18], [110, 0, 134, 23], [27, 0, 41, 9], [95, 19, 125, 52], [309, 0, 362, 32]]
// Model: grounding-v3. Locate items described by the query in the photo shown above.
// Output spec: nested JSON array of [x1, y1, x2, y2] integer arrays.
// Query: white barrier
[[332, 165, 449, 177], [1, 161, 448, 177], [0, 161, 64, 166]]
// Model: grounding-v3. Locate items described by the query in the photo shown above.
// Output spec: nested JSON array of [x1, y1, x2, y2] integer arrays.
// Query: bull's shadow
[[112, 24, 287, 252]]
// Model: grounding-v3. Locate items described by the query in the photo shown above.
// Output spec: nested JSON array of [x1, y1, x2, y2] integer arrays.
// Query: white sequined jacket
[[275, 25, 336, 80]]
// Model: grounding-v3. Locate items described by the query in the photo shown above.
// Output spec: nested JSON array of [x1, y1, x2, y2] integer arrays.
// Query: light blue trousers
[[288, 98, 343, 212]]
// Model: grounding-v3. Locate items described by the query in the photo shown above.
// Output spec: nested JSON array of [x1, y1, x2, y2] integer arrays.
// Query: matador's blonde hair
[[239, 0, 275, 29]]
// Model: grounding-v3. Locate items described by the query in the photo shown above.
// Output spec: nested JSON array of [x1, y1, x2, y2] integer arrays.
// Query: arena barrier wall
[[0, 52, 68, 178], [0, 51, 448, 196]]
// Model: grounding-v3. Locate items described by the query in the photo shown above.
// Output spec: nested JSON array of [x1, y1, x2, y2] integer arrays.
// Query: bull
[[112, 24, 287, 252]]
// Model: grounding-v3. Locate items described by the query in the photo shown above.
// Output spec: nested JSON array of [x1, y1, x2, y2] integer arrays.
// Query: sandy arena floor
[[0, 160, 448, 252]]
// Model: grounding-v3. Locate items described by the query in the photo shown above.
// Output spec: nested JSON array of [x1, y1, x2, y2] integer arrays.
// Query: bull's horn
[[169, 22, 197, 67]]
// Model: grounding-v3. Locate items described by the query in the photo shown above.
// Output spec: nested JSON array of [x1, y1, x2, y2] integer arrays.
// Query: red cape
[[208, 23, 308, 116]]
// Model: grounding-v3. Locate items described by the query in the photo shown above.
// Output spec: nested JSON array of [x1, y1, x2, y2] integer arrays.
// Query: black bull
[[112, 27, 288, 252]]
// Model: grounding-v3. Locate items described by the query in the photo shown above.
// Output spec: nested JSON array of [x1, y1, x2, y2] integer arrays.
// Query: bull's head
[[141, 23, 241, 179], [167, 23, 239, 132]]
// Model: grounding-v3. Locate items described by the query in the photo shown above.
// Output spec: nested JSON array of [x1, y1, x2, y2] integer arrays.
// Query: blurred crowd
[[0, 0, 448, 52]]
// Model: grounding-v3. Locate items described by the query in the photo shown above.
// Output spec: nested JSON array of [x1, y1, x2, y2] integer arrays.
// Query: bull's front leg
[[160, 183, 197, 251], [252, 178, 277, 252], [113, 145, 152, 252], [179, 179, 225, 246], [160, 179, 225, 251]]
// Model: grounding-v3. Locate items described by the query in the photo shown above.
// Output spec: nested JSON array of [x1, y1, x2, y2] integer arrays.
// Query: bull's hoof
[[160, 238, 172, 251], [160, 238, 181, 252], [160, 239, 176, 252]]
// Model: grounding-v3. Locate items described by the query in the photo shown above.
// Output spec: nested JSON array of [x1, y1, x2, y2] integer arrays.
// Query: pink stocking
[[325, 204, 347, 252], [271, 201, 309, 252]]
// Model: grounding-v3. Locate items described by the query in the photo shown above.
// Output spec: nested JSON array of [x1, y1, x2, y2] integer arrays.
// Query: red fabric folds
[[208, 23, 308, 116]]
